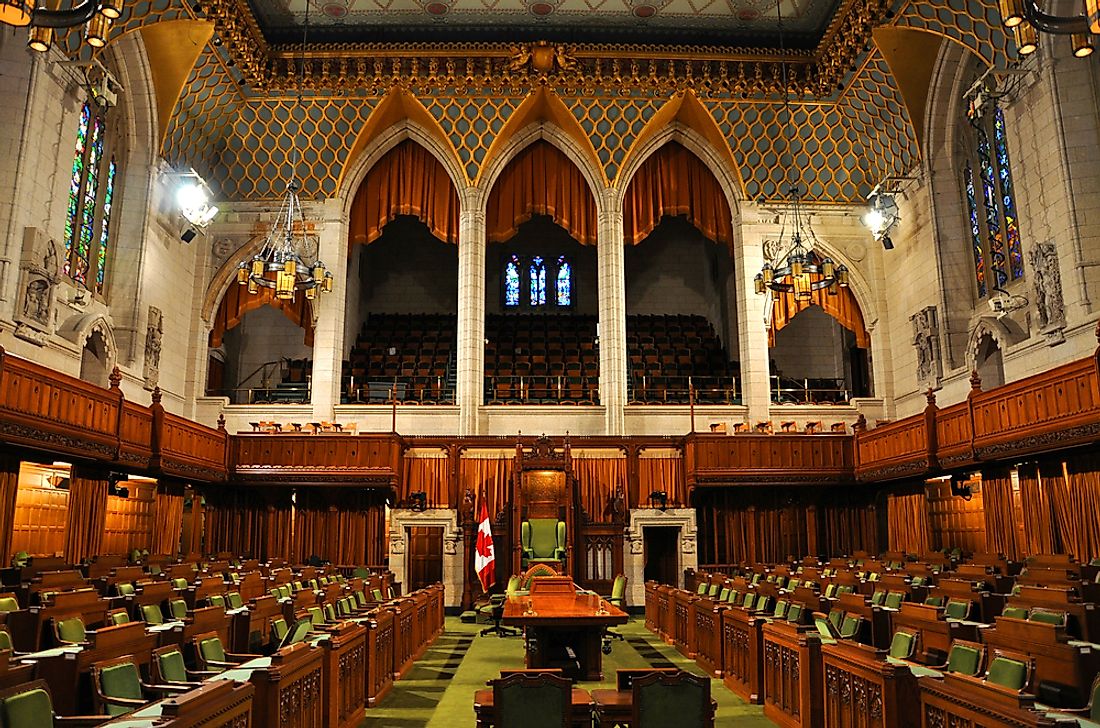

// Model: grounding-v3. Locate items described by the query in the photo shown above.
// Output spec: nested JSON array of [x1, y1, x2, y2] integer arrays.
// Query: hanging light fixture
[[998, 0, 1100, 57], [1, 1, 124, 53], [753, 3, 848, 303], [236, 6, 333, 303]]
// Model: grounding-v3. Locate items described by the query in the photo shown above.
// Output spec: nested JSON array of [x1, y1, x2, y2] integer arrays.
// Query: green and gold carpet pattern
[[362, 616, 773, 726]]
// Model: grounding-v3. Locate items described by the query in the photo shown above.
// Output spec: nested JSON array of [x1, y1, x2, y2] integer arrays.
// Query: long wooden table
[[502, 577, 627, 682]]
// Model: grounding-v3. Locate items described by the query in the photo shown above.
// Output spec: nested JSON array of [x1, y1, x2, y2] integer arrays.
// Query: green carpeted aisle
[[361, 616, 774, 727]]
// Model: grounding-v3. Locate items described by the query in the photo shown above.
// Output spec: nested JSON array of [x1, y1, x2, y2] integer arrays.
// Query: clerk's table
[[502, 576, 628, 681]]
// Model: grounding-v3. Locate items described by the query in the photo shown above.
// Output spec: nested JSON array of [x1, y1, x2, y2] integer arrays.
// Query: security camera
[[880, 234, 894, 251], [92, 73, 118, 108]]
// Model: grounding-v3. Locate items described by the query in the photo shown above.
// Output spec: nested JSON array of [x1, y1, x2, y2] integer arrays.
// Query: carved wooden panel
[[687, 434, 854, 486], [11, 484, 67, 557], [925, 480, 985, 553], [160, 413, 227, 480], [101, 484, 155, 555], [232, 434, 400, 484]]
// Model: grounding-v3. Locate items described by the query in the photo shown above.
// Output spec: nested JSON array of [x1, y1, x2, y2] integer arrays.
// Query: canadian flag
[[475, 500, 496, 592]]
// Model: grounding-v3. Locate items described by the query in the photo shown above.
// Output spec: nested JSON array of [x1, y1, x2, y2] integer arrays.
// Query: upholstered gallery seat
[[521, 518, 566, 569]]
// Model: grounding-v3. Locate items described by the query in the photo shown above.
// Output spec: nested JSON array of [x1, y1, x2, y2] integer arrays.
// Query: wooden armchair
[[150, 645, 205, 688], [91, 655, 187, 718], [492, 671, 572, 727], [631, 669, 713, 728], [0, 680, 108, 727], [191, 631, 260, 674], [51, 615, 90, 647]]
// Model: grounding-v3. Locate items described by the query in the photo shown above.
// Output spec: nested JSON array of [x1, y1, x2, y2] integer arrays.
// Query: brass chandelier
[[998, 0, 1098, 57], [0, 0, 121, 53], [753, 2, 849, 303], [235, 4, 332, 303]]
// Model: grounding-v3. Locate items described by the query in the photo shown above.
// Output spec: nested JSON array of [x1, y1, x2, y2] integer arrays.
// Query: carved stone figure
[[910, 306, 942, 390], [762, 238, 784, 264], [143, 307, 163, 390], [14, 228, 60, 346], [1029, 242, 1066, 344]]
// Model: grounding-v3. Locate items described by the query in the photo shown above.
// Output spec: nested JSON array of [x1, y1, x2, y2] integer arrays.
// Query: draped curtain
[[0, 456, 19, 564], [887, 490, 930, 554], [1017, 464, 1058, 555], [204, 488, 270, 559], [769, 278, 870, 349], [459, 455, 512, 520], [151, 488, 185, 556], [63, 466, 110, 563], [402, 453, 453, 509], [636, 455, 685, 509], [349, 140, 460, 246], [1049, 454, 1100, 562], [623, 142, 734, 248], [293, 489, 388, 566], [821, 501, 879, 557], [571, 456, 627, 522], [980, 469, 1021, 559], [208, 282, 314, 348], [487, 141, 598, 245]]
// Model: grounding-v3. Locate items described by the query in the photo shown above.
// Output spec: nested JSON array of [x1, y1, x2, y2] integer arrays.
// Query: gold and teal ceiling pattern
[[74, 0, 1013, 204]]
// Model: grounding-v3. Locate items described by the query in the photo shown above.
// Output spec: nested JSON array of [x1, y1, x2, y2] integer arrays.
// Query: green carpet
[[362, 616, 773, 726]]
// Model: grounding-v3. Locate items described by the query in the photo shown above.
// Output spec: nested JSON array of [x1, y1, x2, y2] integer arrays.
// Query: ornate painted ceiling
[[71, 0, 1014, 206], [246, 0, 840, 49]]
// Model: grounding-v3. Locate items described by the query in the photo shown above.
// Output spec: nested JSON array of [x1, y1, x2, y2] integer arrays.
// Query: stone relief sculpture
[[143, 307, 163, 390], [1029, 242, 1066, 344], [910, 305, 942, 390], [14, 227, 60, 345]]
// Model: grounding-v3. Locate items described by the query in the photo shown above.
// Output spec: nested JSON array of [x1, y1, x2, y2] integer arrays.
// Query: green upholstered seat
[[521, 519, 567, 567], [750, 574, 761, 585], [494, 672, 571, 728], [946, 643, 982, 675], [814, 614, 838, 643], [55, 616, 86, 644], [352, 567, 371, 579], [925, 596, 944, 607], [772, 600, 788, 619], [337, 598, 351, 616], [839, 614, 861, 639], [272, 618, 289, 641], [309, 579, 320, 590], [285, 619, 312, 646], [787, 603, 804, 622], [868, 572, 880, 582], [307, 607, 325, 626], [609, 575, 627, 607], [227, 593, 244, 609], [109, 611, 129, 626], [0, 630, 11, 651], [633, 671, 709, 728], [1028, 609, 1066, 626], [323, 603, 337, 622], [1002, 606, 1029, 620], [141, 604, 165, 625], [828, 609, 843, 630], [171, 578, 188, 589], [157, 650, 188, 683], [824, 584, 837, 599], [707, 583, 719, 597], [116, 583, 135, 597], [986, 656, 1028, 691], [0, 596, 18, 614], [199, 636, 227, 665], [944, 600, 970, 620], [884, 592, 903, 610], [99, 662, 144, 716], [787, 579, 800, 589], [354, 590, 368, 607], [695, 583, 707, 594], [1, 686, 52, 728], [741, 593, 756, 609], [837, 585, 854, 595], [726, 589, 740, 604], [870, 591, 886, 606], [168, 599, 187, 620], [208, 594, 225, 608], [911, 576, 925, 587], [888, 631, 916, 659], [371, 588, 385, 602]]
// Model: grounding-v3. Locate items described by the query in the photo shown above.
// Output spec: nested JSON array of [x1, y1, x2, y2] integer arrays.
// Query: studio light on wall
[[1, 1, 125, 54], [862, 191, 900, 250], [176, 171, 219, 242]]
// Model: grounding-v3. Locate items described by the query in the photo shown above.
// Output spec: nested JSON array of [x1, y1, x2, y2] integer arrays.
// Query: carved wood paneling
[[686, 434, 854, 487], [11, 484, 67, 557], [232, 434, 401, 484], [101, 484, 156, 555]]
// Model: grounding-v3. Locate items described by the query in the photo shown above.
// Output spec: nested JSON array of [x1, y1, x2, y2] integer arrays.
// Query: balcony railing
[[628, 375, 742, 405], [485, 375, 600, 405], [771, 376, 851, 405]]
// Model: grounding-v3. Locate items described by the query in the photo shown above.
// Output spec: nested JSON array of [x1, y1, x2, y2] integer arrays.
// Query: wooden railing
[[0, 347, 228, 482], [230, 433, 401, 485], [855, 348, 1100, 482], [685, 433, 855, 489]]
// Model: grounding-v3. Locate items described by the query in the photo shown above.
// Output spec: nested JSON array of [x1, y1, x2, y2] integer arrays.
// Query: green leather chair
[[839, 614, 862, 639], [944, 599, 971, 620], [226, 593, 244, 610], [493, 671, 572, 728], [171, 578, 188, 590], [281, 618, 313, 649], [1028, 609, 1066, 627], [479, 575, 522, 638], [140, 604, 167, 625], [695, 582, 708, 595], [813, 612, 839, 644], [883, 592, 904, 610], [114, 583, 135, 597], [208, 594, 226, 608], [53, 616, 88, 646], [887, 630, 917, 660], [168, 599, 187, 620], [92, 656, 183, 717], [0, 594, 19, 614], [944, 642, 984, 675], [151, 646, 203, 687], [371, 588, 385, 602], [0, 679, 105, 727], [772, 600, 789, 619], [787, 603, 804, 623], [986, 654, 1030, 691], [604, 575, 628, 642], [193, 632, 258, 674], [632, 669, 712, 728], [1002, 606, 1029, 620], [106, 609, 129, 626], [521, 518, 566, 568], [271, 618, 289, 644]]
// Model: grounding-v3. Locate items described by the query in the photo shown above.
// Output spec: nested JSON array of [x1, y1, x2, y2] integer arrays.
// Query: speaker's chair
[[521, 519, 566, 569]]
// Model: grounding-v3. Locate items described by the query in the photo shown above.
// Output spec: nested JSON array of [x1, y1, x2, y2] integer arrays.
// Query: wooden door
[[643, 526, 680, 586], [405, 526, 443, 591]]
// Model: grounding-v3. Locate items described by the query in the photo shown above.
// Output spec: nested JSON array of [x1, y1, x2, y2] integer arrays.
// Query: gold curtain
[[1017, 464, 1058, 555], [487, 141, 598, 245], [1049, 454, 1100, 562], [402, 455, 453, 509], [293, 489, 387, 566], [151, 489, 185, 556], [0, 456, 19, 564], [572, 457, 627, 522], [980, 470, 1021, 559], [266, 504, 295, 563], [623, 142, 734, 248], [187, 494, 204, 558], [459, 456, 512, 520], [204, 489, 269, 559], [208, 281, 315, 348], [63, 466, 109, 563], [349, 140, 460, 246], [636, 456, 685, 509], [821, 502, 879, 557], [887, 490, 930, 554], [769, 277, 870, 349]]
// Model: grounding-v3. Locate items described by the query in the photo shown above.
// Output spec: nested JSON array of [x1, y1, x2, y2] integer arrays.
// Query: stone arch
[[59, 314, 118, 380], [966, 317, 1018, 389]]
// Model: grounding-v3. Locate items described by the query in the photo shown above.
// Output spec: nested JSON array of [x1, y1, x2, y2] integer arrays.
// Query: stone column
[[309, 198, 348, 420], [597, 189, 627, 435], [456, 192, 486, 436], [734, 211, 773, 424]]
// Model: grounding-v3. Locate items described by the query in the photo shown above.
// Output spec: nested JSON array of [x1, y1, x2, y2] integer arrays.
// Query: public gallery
[[0, 0, 1097, 724]]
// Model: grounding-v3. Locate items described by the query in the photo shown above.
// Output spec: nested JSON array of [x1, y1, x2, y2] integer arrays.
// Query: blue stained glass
[[555, 256, 571, 306], [964, 162, 987, 299], [96, 158, 116, 294], [993, 108, 1024, 280], [529, 256, 546, 306], [504, 255, 520, 307], [73, 116, 104, 285], [976, 127, 1007, 289], [64, 103, 91, 278]]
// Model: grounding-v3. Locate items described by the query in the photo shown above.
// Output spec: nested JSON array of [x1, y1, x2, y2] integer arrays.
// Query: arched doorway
[[79, 330, 111, 388]]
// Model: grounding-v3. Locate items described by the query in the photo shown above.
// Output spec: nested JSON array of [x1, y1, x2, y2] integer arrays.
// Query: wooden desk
[[365, 606, 396, 706], [474, 686, 593, 728], [319, 621, 367, 728], [720, 603, 768, 704], [982, 616, 1100, 706], [503, 578, 627, 682], [761, 618, 824, 728], [918, 672, 1062, 727], [821, 640, 920, 727], [232, 594, 281, 653], [100, 680, 255, 727], [211, 642, 324, 728]]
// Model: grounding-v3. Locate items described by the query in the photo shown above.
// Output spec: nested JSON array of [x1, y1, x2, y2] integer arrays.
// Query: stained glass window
[[504, 255, 520, 307], [993, 108, 1024, 281], [976, 127, 1007, 289], [529, 256, 546, 306], [555, 256, 571, 306], [964, 163, 987, 299], [62, 102, 116, 293]]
